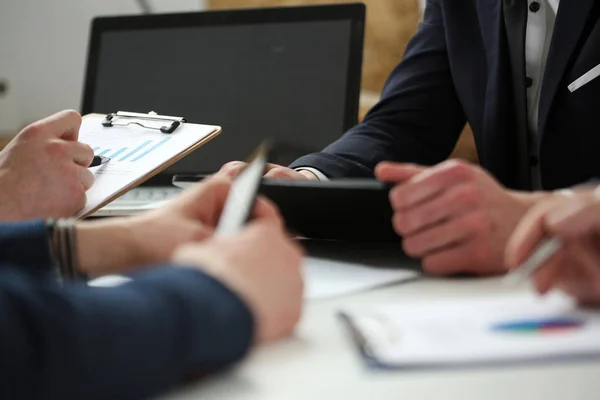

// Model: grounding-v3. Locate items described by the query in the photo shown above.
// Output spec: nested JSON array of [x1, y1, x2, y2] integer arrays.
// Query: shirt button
[[529, 2, 541, 12], [526, 77, 533, 88], [530, 155, 539, 167]]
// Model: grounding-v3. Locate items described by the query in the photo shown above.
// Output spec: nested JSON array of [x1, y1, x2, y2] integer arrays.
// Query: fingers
[[218, 161, 247, 179], [504, 199, 562, 268], [388, 160, 477, 210], [77, 166, 95, 191], [36, 110, 83, 141], [419, 238, 493, 275], [401, 210, 488, 258], [264, 167, 306, 180], [174, 175, 284, 229], [219, 161, 292, 179], [374, 162, 426, 183], [252, 196, 283, 225], [392, 183, 483, 236], [545, 198, 600, 238], [568, 240, 600, 297], [530, 248, 568, 294], [180, 176, 232, 221], [69, 142, 95, 167]]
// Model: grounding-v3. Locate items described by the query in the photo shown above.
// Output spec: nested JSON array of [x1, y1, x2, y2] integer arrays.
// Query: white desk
[[166, 267, 600, 400]]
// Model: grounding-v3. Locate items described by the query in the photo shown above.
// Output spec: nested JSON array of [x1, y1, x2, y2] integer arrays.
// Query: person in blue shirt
[[0, 112, 304, 399]]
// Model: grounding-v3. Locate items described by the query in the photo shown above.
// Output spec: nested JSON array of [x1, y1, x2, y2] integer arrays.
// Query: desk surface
[[166, 273, 600, 400]]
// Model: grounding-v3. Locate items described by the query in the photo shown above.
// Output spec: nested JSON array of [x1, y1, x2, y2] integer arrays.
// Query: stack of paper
[[90, 256, 419, 300], [303, 257, 418, 300], [340, 292, 600, 368]]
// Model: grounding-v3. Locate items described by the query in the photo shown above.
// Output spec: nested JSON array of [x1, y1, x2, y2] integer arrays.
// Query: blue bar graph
[[97, 149, 111, 156], [119, 140, 152, 161], [109, 147, 128, 159], [131, 137, 171, 162]]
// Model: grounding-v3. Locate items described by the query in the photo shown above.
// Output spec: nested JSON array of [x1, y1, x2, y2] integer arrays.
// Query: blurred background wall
[[0, 0, 204, 128], [0, 0, 476, 161]]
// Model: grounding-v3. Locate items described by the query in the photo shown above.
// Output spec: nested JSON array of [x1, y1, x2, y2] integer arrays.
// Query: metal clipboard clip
[[102, 111, 187, 134]]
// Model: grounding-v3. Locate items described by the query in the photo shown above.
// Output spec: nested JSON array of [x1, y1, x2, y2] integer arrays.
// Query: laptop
[[81, 3, 365, 216]]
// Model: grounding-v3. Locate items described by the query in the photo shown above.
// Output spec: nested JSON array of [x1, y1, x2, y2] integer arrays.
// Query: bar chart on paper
[[92, 137, 172, 163], [75, 114, 221, 218]]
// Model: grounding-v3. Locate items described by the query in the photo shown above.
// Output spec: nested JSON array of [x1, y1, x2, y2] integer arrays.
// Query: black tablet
[[258, 178, 398, 242]]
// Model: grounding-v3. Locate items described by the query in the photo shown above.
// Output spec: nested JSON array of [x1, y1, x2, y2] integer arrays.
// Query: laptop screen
[[82, 5, 364, 178]]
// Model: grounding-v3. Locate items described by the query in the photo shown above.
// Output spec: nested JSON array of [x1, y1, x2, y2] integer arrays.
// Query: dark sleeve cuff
[[289, 152, 375, 179], [0, 219, 53, 273]]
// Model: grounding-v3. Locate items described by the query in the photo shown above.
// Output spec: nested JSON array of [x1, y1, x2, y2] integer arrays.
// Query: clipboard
[[78, 111, 221, 218]]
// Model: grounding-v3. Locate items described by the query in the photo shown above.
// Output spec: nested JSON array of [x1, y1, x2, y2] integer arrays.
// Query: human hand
[[76, 176, 282, 277], [172, 219, 304, 343], [219, 161, 319, 180], [375, 160, 549, 275], [506, 188, 600, 306], [0, 110, 94, 220]]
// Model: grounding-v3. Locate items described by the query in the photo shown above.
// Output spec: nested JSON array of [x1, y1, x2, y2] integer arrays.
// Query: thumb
[[375, 162, 426, 183]]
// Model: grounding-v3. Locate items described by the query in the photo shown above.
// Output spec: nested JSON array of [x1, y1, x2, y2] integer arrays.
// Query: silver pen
[[503, 236, 564, 286]]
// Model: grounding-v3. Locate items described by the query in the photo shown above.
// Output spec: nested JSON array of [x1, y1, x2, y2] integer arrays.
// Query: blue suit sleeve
[[289, 0, 467, 178], [0, 265, 254, 400], [0, 220, 53, 273]]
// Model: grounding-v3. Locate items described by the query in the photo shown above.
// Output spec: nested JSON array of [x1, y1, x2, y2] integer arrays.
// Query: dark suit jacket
[[290, 0, 600, 191], [0, 220, 253, 399]]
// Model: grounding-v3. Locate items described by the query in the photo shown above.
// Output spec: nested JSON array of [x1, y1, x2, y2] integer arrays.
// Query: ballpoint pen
[[88, 155, 111, 168]]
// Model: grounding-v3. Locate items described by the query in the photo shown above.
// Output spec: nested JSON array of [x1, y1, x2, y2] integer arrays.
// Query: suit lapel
[[502, 0, 530, 186], [476, 0, 531, 189], [538, 0, 595, 138]]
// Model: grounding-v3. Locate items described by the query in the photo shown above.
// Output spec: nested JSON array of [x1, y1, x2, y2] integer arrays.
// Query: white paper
[[342, 292, 600, 367], [89, 256, 420, 300], [303, 257, 419, 300], [77, 116, 219, 217]]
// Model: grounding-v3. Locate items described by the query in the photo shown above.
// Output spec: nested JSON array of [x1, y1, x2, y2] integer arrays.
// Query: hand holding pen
[[504, 185, 600, 306]]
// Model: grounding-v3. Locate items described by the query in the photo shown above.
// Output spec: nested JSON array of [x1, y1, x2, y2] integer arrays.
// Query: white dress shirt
[[298, 0, 561, 188]]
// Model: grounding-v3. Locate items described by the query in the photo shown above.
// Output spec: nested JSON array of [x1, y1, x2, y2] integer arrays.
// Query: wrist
[[297, 169, 320, 180], [76, 219, 141, 277]]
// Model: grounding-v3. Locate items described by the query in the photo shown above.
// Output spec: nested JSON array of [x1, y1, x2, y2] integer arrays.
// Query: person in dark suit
[[221, 0, 600, 276], [0, 171, 303, 399]]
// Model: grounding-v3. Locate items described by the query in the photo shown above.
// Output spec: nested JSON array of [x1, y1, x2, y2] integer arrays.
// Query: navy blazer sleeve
[[0, 221, 254, 399], [289, 0, 467, 178]]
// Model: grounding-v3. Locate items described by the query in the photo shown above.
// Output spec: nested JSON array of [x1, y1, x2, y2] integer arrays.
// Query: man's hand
[[219, 161, 318, 180], [375, 160, 550, 275], [172, 219, 304, 343], [0, 110, 94, 220], [506, 188, 600, 306], [76, 176, 282, 277]]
